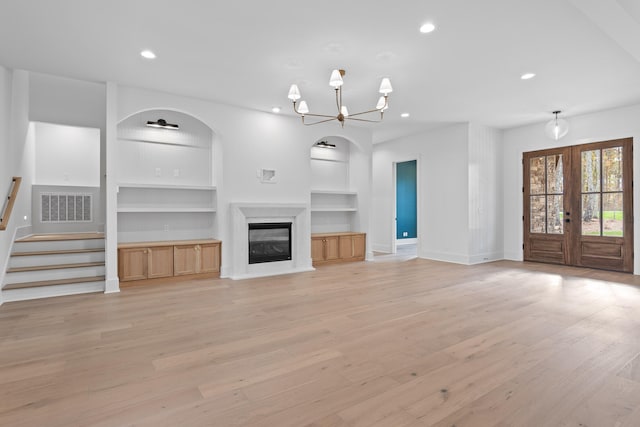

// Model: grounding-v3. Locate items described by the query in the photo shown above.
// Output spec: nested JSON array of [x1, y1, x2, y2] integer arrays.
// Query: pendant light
[[544, 110, 569, 141]]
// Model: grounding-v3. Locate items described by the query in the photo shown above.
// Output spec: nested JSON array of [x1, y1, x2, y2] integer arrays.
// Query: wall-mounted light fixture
[[315, 140, 336, 149], [146, 119, 179, 130]]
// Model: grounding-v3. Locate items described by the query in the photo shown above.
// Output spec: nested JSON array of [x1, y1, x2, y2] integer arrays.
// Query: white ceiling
[[1, 0, 639, 143]]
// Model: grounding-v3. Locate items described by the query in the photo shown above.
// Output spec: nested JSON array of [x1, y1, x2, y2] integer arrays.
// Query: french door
[[523, 138, 633, 272]]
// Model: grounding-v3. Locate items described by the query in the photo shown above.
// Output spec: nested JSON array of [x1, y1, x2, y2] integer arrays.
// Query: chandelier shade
[[288, 68, 391, 127], [544, 110, 569, 140]]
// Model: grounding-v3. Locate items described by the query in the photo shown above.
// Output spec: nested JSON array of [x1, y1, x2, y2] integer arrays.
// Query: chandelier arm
[[303, 117, 339, 126], [349, 108, 386, 117], [335, 88, 341, 113], [301, 112, 339, 119], [344, 116, 382, 123]]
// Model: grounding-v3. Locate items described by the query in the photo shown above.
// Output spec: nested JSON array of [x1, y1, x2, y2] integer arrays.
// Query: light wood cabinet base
[[118, 239, 221, 285], [311, 232, 365, 266]]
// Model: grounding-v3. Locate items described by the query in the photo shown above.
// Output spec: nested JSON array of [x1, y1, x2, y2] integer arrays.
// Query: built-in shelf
[[118, 183, 216, 191], [310, 189, 357, 195], [117, 207, 216, 213], [311, 207, 357, 212], [310, 190, 357, 215], [310, 156, 348, 163]]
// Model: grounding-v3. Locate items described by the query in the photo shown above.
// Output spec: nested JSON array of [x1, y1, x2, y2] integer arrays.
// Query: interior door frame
[[392, 157, 420, 255]]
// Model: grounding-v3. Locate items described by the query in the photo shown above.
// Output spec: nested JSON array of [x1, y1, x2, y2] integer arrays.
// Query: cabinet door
[[352, 234, 365, 259], [174, 245, 198, 276], [119, 248, 148, 281], [147, 246, 174, 279], [199, 243, 220, 273], [325, 236, 340, 261], [311, 237, 325, 263], [339, 235, 354, 259]]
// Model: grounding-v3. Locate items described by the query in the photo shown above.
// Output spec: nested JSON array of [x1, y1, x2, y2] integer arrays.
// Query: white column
[[104, 82, 119, 293]]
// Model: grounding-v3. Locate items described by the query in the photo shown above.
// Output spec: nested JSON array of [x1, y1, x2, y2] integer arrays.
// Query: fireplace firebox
[[248, 222, 292, 264]]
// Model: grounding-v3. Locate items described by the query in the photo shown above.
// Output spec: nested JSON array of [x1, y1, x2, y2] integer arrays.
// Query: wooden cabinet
[[118, 239, 221, 284], [311, 232, 365, 266], [119, 245, 174, 281], [174, 243, 220, 276]]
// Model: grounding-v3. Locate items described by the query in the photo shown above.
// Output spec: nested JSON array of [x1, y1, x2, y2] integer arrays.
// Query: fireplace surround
[[228, 202, 312, 279]]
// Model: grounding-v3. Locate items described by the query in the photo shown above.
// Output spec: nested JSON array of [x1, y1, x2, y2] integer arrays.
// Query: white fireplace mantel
[[228, 202, 313, 280]]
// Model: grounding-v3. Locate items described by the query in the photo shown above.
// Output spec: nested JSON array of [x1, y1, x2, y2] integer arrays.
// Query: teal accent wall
[[396, 160, 417, 239]]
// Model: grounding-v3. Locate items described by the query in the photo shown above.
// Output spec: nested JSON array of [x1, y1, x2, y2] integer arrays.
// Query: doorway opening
[[394, 160, 418, 257]]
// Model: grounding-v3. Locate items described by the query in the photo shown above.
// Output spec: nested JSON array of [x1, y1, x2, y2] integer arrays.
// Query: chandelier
[[287, 69, 392, 127]]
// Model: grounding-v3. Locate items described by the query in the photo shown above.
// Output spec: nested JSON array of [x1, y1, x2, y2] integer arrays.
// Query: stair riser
[[4, 266, 106, 285], [13, 239, 105, 253], [9, 252, 105, 269], [2, 282, 105, 302]]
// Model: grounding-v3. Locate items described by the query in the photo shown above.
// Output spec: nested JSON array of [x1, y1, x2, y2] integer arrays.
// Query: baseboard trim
[[373, 243, 392, 253], [104, 277, 120, 293], [3, 281, 105, 303], [229, 266, 315, 281], [419, 251, 471, 265], [468, 252, 504, 265]]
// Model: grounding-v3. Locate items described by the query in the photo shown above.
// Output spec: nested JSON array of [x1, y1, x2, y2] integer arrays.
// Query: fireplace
[[248, 222, 292, 264]]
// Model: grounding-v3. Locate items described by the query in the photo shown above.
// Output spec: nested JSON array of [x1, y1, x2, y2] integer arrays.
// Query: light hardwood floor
[[1, 257, 640, 426]]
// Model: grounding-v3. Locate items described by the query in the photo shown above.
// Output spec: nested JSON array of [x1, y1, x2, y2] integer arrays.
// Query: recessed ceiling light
[[271, 107, 281, 113], [401, 113, 410, 118], [419, 23, 436, 33], [140, 50, 156, 59], [521, 73, 536, 80]]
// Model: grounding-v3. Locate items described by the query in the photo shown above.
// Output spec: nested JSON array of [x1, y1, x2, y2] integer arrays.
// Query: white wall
[[372, 124, 471, 262], [34, 122, 100, 186], [113, 85, 374, 279], [29, 72, 106, 227], [468, 123, 504, 263], [503, 103, 640, 273], [0, 69, 34, 302]]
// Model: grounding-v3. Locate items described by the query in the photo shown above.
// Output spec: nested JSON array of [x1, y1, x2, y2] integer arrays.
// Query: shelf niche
[[310, 136, 359, 234], [116, 109, 217, 243]]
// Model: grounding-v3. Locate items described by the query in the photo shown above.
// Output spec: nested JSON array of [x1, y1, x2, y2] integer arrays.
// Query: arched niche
[[115, 109, 218, 243], [117, 109, 214, 186], [309, 135, 361, 234]]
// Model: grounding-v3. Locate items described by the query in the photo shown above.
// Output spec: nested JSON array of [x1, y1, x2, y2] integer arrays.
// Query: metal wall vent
[[41, 193, 92, 223]]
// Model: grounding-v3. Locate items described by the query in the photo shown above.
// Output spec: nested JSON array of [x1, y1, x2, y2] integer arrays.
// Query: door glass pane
[[530, 196, 546, 233], [582, 150, 601, 192], [530, 157, 545, 195], [603, 147, 623, 192], [546, 155, 563, 194], [582, 194, 601, 236], [531, 196, 547, 233], [603, 193, 623, 237], [547, 195, 563, 234]]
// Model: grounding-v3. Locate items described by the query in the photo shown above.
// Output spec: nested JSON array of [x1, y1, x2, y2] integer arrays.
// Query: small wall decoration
[[258, 168, 277, 184]]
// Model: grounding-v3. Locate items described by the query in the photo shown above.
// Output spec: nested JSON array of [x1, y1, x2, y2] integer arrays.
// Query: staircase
[[2, 233, 105, 302]]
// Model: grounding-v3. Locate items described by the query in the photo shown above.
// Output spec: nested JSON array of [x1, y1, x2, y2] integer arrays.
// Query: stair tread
[[11, 248, 105, 257], [16, 233, 104, 242], [3, 275, 105, 290], [7, 261, 105, 273]]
